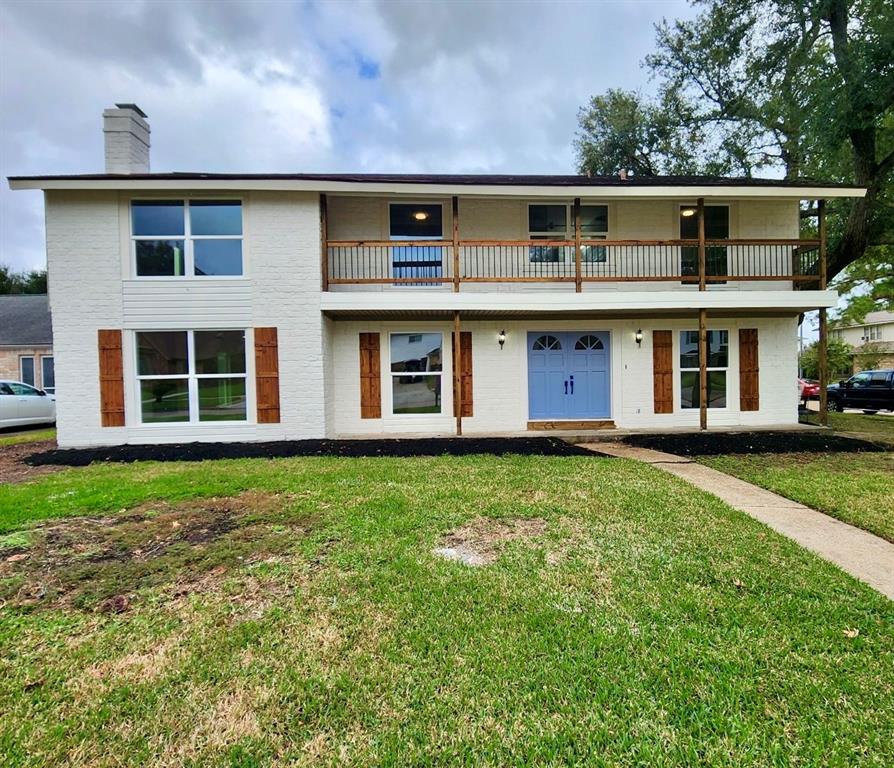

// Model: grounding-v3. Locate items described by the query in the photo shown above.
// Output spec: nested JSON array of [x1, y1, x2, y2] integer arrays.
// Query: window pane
[[194, 331, 246, 374], [9, 382, 40, 396], [198, 377, 246, 421], [390, 333, 442, 372], [389, 204, 443, 238], [679, 331, 699, 368], [132, 201, 184, 236], [41, 357, 55, 391], [20, 357, 34, 385], [140, 379, 189, 422], [392, 375, 442, 414], [680, 205, 728, 239], [679, 330, 728, 368], [680, 371, 727, 409], [136, 240, 186, 276], [190, 201, 242, 236], [137, 332, 188, 376], [580, 205, 608, 233], [194, 239, 243, 276], [529, 244, 564, 263], [529, 204, 566, 233]]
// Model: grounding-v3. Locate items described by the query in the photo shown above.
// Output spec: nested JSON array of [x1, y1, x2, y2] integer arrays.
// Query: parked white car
[[0, 379, 56, 428]]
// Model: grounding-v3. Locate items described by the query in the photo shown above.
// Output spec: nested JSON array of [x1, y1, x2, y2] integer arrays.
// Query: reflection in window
[[528, 204, 608, 263], [390, 332, 443, 414], [679, 329, 728, 409], [680, 205, 729, 281]]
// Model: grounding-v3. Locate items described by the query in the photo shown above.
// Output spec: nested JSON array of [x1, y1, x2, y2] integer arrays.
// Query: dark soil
[[0, 439, 62, 484], [622, 430, 887, 456], [26, 436, 599, 467]]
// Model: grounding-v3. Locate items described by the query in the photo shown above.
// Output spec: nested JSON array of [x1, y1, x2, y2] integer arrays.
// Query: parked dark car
[[827, 369, 894, 414]]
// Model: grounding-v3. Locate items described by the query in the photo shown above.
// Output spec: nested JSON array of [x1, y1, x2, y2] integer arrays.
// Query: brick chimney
[[103, 103, 150, 174]]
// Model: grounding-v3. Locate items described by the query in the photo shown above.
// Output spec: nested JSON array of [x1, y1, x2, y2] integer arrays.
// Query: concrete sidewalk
[[586, 443, 894, 600]]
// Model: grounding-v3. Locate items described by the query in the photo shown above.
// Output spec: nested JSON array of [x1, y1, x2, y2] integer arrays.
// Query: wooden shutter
[[255, 327, 281, 423], [739, 328, 759, 411], [652, 330, 673, 414], [359, 333, 381, 419], [98, 329, 125, 427], [453, 331, 473, 417]]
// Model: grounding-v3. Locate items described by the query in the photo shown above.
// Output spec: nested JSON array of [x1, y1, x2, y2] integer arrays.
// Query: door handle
[[570, 375, 574, 395], [564, 380, 568, 395]]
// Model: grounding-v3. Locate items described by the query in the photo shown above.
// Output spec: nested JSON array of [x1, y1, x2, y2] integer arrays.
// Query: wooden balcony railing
[[324, 238, 823, 289]]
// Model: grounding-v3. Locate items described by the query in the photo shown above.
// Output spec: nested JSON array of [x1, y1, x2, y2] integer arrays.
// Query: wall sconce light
[[634, 329, 643, 346], [498, 329, 506, 349]]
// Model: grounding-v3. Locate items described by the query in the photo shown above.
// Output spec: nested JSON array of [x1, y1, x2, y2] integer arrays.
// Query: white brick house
[[8, 105, 865, 448]]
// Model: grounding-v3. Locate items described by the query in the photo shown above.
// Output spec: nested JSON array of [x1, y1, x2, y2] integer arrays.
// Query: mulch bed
[[25, 437, 600, 468], [622, 430, 888, 456], [0, 440, 63, 484]]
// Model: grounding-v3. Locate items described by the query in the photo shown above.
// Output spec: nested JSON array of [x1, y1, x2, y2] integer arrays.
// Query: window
[[19, 356, 34, 386], [680, 205, 729, 282], [132, 200, 243, 277], [849, 372, 872, 388], [864, 325, 881, 341], [532, 334, 562, 351], [679, 330, 728, 409], [574, 334, 604, 350], [869, 371, 889, 387], [390, 332, 442, 414], [41, 356, 55, 394], [8, 382, 41, 396], [528, 203, 608, 263], [136, 330, 247, 423]]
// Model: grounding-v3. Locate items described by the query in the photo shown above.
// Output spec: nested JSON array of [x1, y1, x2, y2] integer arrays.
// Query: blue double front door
[[527, 331, 611, 420]]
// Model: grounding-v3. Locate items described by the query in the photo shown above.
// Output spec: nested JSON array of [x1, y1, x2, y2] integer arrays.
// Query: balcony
[[324, 238, 822, 290]]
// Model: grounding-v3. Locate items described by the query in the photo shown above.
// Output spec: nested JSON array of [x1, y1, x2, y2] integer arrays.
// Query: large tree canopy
[[0, 264, 48, 295], [576, 0, 894, 280]]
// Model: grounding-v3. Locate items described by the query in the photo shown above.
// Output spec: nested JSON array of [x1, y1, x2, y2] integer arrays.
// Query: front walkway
[[587, 443, 894, 600]]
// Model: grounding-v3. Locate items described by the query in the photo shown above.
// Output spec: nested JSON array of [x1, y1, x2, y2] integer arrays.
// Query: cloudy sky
[[1, 0, 695, 272]]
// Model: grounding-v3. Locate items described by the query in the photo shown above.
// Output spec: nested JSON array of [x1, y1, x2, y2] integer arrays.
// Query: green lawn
[[0, 428, 55, 447], [801, 411, 894, 443], [1, 454, 892, 766]]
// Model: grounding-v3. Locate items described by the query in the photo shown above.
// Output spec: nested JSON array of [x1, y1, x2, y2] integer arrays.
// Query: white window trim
[[19, 355, 35, 386], [131, 198, 245, 280], [678, 329, 730, 411], [526, 201, 609, 263], [40, 355, 55, 393], [135, 329, 249, 425], [388, 331, 445, 417]]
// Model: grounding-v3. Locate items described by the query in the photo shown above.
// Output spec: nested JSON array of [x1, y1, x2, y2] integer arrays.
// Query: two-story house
[[8, 105, 865, 448], [830, 310, 894, 372]]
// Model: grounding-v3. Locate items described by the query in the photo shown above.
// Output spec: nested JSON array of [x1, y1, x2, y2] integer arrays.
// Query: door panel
[[528, 333, 568, 419], [567, 333, 610, 418]]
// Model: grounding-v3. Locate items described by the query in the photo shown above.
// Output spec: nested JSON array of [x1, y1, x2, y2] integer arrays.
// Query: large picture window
[[390, 332, 443, 414], [528, 203, 608, 263], [680, 204, 729, 282], [389, 203, 444, 285], [132, 200, 243, 277], [679, 330, 728, 409], [136, 330, 247, 423]]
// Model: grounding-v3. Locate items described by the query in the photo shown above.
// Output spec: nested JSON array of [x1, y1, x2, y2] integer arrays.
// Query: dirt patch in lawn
[[0, 491, 316, 612], [0, 439, 62, 484], [26, 436, 603, 467], [433, 517, 548, 566], [623, 430, 887, 456]]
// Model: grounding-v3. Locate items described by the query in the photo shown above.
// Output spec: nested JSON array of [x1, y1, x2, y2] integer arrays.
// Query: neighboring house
[[830, 310, 894, 372], [8, 104, 866, 448], [0, 294, 54, 393]]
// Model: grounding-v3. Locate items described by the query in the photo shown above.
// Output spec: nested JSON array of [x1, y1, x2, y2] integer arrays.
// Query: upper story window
[[528, 203, 607, 263], [389, 203, 444, 285], [132, 200, 243, 277], [680, 205, 729, 282], [864, 325, 881, 341]]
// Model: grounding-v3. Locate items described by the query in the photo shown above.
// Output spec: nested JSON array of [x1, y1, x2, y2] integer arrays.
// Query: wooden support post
[[697, 197, 706, 291], [320, 193, 329, 292], [698, 308, 708, 430], [573, 197, 582, 293], [818, 198, 828, 426], [452, 196, 460, 292], [453, 311, 462, 435]]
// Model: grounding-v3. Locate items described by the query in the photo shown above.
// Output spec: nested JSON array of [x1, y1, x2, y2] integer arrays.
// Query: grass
[[800, 411, 894, 443], [1, 454, 892, 766], [0, 428, 55, 447]]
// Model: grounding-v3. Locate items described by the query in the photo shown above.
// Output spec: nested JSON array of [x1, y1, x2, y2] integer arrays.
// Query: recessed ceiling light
[[413, 211, 429, 221]]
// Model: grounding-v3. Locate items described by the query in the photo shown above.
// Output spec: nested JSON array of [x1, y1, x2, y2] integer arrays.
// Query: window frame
[[19, 355, 35, 387], [388, 331, 445, 416], [865, 325, 881, 341], [40, 355, 55, 394], [527, 202, 609, 264], [130, 198, 245, 280], [678, 329, 730, 410], [387, 201, 446, 287], [134, 329, 249, 425], [678, 202, 730, 284]]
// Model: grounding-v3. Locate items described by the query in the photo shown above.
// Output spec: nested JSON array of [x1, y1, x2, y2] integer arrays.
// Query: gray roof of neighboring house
[[0, 295, 52, 346], [832, 310, 894, 329]]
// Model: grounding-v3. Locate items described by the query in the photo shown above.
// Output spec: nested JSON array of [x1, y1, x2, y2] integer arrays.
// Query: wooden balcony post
[[453, 311, 462, 435], [699, 308, 708, 430], [452, 196, 460, 292], [818, 198, 828, 426], [574, 197, 582, 292], [697, 197, 706, 291], [320, 193, 329, 292]]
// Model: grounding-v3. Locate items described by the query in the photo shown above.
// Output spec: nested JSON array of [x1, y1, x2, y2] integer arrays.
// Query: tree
[[799, 338, 853, 379], [0, 264, 48, 294], [830, 245, 894, 324], [576, 0, 894, 279]]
